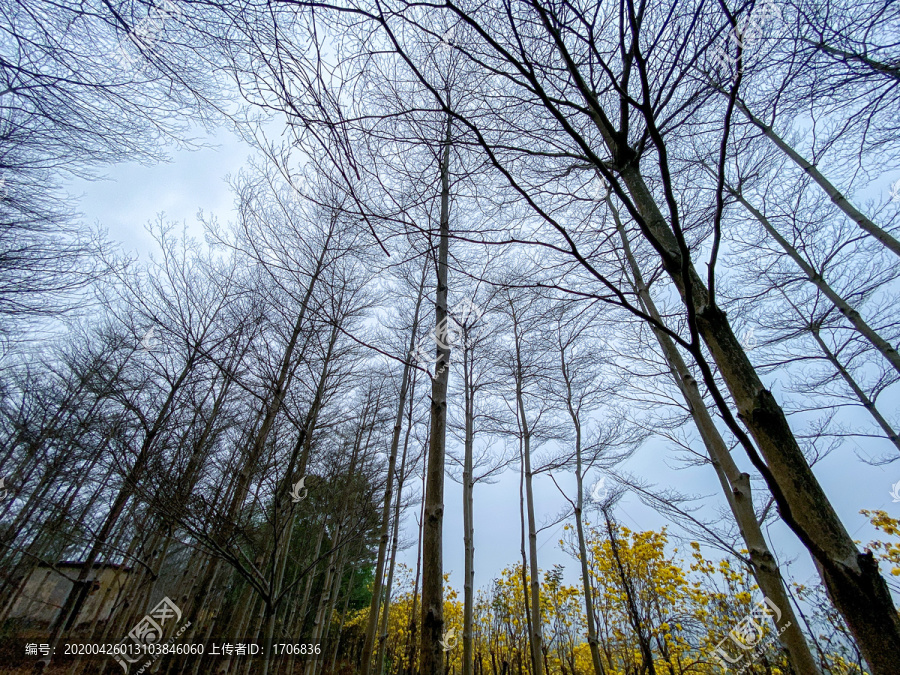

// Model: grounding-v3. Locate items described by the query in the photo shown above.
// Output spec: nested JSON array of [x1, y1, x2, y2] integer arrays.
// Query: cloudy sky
[[65, 122, 900, 598]]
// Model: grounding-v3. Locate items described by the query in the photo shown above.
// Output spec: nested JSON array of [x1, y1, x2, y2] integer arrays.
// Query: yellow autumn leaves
[[338, 514, 896, 674]]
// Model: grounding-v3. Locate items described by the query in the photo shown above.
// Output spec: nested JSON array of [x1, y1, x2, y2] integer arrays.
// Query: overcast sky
[[65, 123, 900, 599]]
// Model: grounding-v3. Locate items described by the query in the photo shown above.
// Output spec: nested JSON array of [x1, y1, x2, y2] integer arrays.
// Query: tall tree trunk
[[37, 350, 201, 672], [420, 113, 453, 675], [510, 307, 544, 675], [266, 321, 341, 675], [544, 23, 900, 658], [733, 99, 900, 258], [377, 370, 418, 675], [298, 513, 328, 632], [362, 264, 427, 675], [613, 157, 900, 671], [279, 560, 304, 675], [217, 222, 333, 571], [260, 605, 278, 675], [810, 325, 900, 454], [330, 568, 356, 674], [185, 232, 332, 675], [462, 339, 476, 675], [558, 349, 606, 675], [0, 445, 106, 621], [305, 394, 371, 675], [304, 520, 344, 675], [319, 543, 352, 675], [602, 511, 657, 675], [615, 214, 820, 674], [377, 483, 403, 675], [518, 450, 534, 675], [216, 573, 258, 675], [403, 440, 428, 675], [729, 187, 900, 377]]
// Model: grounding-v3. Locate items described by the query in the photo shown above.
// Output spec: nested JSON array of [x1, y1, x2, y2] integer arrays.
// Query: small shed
[[7, 561, 131, 627]]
